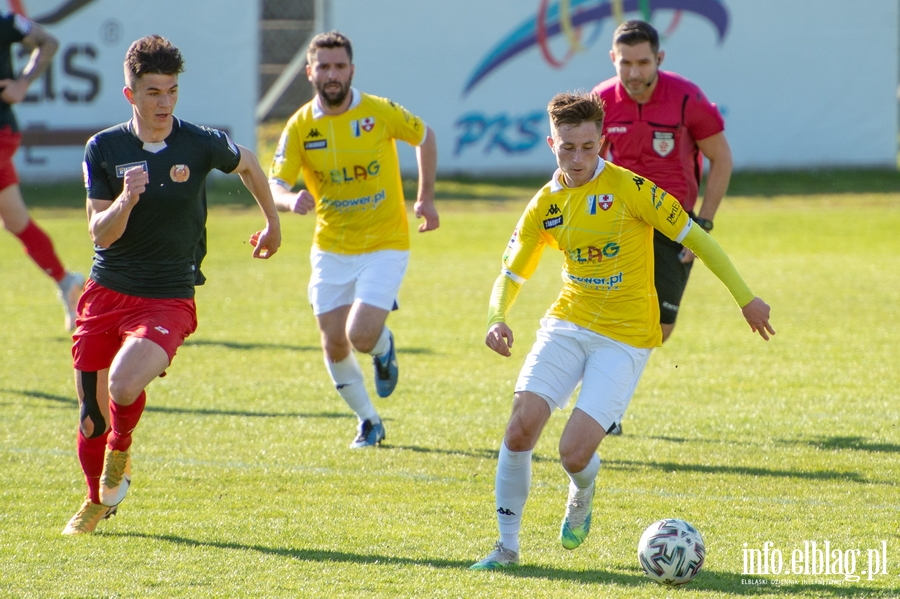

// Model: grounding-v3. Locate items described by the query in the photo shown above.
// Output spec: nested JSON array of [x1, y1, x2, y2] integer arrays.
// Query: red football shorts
[[0, 129, 21, 191], [72, 279, 198, 372]]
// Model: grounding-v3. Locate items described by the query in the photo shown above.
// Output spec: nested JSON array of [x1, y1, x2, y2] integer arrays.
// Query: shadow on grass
[[606, 459, 869, 483], [4, 388, 353, 420], [183, 339, 320, 352], [184, 339, 434, 356], [797, 436, 900, 454], [107, 532, 897, 595], [388, 444, 556, 464]]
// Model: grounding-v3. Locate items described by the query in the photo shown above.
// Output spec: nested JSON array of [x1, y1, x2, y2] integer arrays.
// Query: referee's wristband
[[694, 217, 714, 232]]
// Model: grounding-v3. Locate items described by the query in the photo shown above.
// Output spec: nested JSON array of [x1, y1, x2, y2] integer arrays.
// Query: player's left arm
[[0, 21, 58, 105], [414, 126, 439, 232], [233, 145, 281, 259]]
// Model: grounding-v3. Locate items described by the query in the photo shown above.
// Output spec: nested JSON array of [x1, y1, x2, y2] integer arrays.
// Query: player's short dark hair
[[307, 30, 353, 64], [547, 92, 605, 132], [124, 35, 184, 87], [612, 20, 660, 54]]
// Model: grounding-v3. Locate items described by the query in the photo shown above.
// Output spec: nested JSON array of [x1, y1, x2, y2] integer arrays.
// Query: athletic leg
[[317, 305, 383, 447]]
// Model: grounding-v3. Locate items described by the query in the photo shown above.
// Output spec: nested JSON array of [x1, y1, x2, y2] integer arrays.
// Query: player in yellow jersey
[[470, 92, 774, 570], [268, 31, 439, 448]]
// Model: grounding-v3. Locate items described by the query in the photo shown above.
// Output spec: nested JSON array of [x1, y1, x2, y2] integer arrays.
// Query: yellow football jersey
[[269, 89, 427, 254], [502, 160, 692, 348]]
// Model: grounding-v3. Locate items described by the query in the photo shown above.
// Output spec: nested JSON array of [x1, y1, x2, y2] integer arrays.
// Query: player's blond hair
[[547, 92, 605, 132]]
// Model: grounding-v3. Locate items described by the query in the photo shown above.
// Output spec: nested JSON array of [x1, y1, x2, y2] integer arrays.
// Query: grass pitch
[[0, 187, 898, 598]]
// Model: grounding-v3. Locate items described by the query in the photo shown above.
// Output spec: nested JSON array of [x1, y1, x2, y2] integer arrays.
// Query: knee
[[559, 441, 595, 474], [347, 327, 378, 354], [107, 377, 142, 405]]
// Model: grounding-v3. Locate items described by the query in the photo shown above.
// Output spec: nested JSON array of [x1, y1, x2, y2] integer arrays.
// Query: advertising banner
[[12, 0, 257, 181], [330, 0, 898, 174]]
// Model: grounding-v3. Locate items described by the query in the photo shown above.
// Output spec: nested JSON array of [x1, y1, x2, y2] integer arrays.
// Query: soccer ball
[[637, 518, 705, 585]]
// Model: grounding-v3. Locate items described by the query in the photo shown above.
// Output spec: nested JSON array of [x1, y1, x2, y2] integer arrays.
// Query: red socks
[[107, 391, 146, 452], [14, 220, 66, 282], [76, 431, 106, 504]]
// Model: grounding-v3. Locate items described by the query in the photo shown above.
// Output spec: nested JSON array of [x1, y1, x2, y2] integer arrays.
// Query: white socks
[[325, 353, 379, 423], [369, 326, 392, 357], [566, 453, 600, 499], [495, 442, 532, 553]]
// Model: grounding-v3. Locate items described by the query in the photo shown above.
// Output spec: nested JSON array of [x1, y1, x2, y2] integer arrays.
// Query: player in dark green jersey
[[62, 35, 281, 535]]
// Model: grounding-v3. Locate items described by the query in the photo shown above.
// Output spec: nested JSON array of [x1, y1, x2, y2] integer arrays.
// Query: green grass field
[[1, 182, 899, 598]]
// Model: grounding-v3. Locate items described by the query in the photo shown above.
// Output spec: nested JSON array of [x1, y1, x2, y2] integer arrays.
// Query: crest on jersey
[[652, 131, 675, 157], [351, 117, 376, 137], [170, 164, 190, 182], [587, 194, 614, 214]]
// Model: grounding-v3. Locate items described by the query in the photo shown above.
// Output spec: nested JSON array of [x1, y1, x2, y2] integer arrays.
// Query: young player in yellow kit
[[268, 31, 438, 448], [470, 92, 774, 569]]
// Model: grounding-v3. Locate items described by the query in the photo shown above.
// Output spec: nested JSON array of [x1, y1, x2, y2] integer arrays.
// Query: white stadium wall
[[13, 0, 257, 181], [329, 0, 899, 174]]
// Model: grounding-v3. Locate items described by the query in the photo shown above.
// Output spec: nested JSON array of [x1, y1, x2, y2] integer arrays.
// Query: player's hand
[[290, 190, 315, 215], [679, 247, 696, 263], [485, 322, 514, 357], [249, 225, 281, 259], [122, 165, 148, 205], [415, 199, 440, 232], [0, 78, 28, 104], [741, 297, 775, 340]]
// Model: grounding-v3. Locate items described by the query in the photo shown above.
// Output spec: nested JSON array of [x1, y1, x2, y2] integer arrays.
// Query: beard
[[317, 78, 352, 107]]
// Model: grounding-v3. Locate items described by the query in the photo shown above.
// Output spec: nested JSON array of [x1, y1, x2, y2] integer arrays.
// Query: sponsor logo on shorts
[[566, 271, 624, 290], [170, 164, 190, 183], [115, 161, 148, 177], [304, 139, 328, 150], [154, 326, 170, 335]]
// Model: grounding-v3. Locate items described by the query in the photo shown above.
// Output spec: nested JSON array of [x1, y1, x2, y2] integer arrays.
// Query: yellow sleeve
[[268, 118, 303, 187], [487, 272, 523, 328], [682, 225, 755, 307], [486, 197, 548, 328]]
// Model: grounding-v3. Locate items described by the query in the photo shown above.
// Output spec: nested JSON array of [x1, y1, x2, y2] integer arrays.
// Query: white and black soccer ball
[[637, 518, 705, 585]]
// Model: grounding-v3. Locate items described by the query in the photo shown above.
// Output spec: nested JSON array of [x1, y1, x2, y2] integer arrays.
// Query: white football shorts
[[515, 317, 651, 432], [308, 248, 409, 315]]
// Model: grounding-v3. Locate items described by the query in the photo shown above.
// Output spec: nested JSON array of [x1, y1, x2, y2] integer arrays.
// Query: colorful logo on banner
[[463, 0, 729, 95]]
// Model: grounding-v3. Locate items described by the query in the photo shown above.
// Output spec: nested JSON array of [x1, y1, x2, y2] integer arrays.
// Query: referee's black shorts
[[654, 228, 694, 325]]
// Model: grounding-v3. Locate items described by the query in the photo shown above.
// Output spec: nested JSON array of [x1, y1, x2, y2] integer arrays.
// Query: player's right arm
[[485, 200, 547, 356], [267, 120, 316, 215], [269, 181, 315, 215], [88, 166, 147, 248]]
